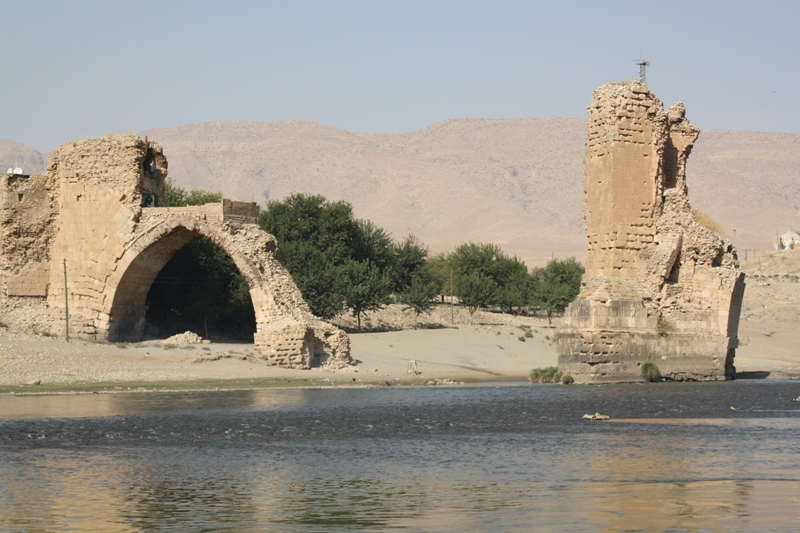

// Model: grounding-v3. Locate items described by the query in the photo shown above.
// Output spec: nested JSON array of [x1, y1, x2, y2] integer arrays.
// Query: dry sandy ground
[[0, 321, 557, 390], [1, 315, 798, 392]]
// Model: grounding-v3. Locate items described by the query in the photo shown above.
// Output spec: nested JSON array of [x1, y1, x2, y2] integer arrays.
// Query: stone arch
[[99, 215, 350, 368], [103, 216, 269, 341]]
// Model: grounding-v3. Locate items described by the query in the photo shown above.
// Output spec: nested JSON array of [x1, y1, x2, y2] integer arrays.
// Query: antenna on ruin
[[633, 57, 650, 85]]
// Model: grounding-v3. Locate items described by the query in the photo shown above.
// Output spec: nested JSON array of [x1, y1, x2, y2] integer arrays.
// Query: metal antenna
[[633, 57, 650, 84]]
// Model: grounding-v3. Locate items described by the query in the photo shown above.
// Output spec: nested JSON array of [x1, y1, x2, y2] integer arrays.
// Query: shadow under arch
[[100, 214, 350, 368], [104, 217, 267, 342]]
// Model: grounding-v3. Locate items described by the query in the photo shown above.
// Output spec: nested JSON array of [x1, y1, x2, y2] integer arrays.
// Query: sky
[[2, 0, 799, 151]]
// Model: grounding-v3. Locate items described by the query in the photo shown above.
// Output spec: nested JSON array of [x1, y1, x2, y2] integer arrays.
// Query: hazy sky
[[3, 0, 798, 151]]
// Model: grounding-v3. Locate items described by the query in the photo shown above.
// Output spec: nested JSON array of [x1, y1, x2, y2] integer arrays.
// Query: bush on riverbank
[[641, 362, 662, 382], [529, 366, 573, 384]]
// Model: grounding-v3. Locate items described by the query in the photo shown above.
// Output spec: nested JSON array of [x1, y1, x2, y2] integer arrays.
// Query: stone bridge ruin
[[0, 135, 350, 369], [556, 81, 745, 383]]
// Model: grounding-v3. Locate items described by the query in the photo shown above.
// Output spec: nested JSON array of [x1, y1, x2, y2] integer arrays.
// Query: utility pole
[[758, 281, 770, 336], [450, 268, 454, 325], [63, 259, 69, 342]]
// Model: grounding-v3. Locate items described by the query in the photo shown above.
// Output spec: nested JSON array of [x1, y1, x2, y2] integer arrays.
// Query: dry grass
[[692, 208, 724, 235]]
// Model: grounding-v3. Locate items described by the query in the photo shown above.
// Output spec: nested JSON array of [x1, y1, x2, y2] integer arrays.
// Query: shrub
[[561, 374, 575, 385], [641, 362, 662, 382], [518, 335, 526, 342], [657, 316, 672, 337], [529, 366, 563, 384]]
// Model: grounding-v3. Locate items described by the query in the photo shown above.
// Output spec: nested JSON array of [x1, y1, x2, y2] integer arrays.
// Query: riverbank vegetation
[[528, 366, 574, 384], [148, 188, 584, 334]]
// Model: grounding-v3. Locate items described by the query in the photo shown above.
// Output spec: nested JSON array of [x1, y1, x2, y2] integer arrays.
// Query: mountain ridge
[[4, 119, 799, 266]]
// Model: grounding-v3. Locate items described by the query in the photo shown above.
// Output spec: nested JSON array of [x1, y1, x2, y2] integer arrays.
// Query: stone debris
[[163, 331, 204, 345], [582, 413, 610, 421], [427, 378, 462, 386], [0, 135, 351, 369], [192, 353, 250, 364], [556, 81, 744, 383]]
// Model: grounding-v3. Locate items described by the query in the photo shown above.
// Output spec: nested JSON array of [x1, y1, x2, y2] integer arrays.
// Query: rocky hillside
[[0, 140, 46, 175], [4, 119, 799, 266]]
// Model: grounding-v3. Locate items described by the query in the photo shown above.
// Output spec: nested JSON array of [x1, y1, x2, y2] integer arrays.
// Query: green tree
[[449, 242, 527, 286], [390, 234, 429, 292], [457, 272, 498, 315], [353, 219, 394, 272], [277, 240, 344, 320], [449, 242, 504, 279], [495, 269, 531, 315], [164, 178, 223, 207], [421, 253, 453, 300], [259, 193, 416, 321], [398, 273, 439, 319], [342, 260, 393, 330], [259, 193, 360, 266], [531, 257, 584, 325]]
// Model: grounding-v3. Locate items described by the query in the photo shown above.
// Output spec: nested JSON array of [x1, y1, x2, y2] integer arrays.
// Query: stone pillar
[[556, 82, 744, 383]]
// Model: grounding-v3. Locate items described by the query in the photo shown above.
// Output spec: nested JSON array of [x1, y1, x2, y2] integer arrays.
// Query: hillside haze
[[4, 119, 799, 266]]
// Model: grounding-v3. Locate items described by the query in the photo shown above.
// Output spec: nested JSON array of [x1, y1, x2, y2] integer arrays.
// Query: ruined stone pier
[[1, 135, 350, 369], [556, 81, 745, 383]]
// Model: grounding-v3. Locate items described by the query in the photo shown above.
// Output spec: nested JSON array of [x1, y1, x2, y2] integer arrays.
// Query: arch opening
[[106, 225, 257, 343], [144, 238, 256, 341]]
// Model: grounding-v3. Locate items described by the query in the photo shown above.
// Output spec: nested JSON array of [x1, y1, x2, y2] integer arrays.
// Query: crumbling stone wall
[[0, 135, 351, 369], [0, 172, 59, 278], [556, 82, 745, 383]]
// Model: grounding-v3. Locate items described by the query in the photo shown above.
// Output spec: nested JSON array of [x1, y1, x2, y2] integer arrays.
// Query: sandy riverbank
[[1, 314, 799, 394], [0, 318, 558, 393]]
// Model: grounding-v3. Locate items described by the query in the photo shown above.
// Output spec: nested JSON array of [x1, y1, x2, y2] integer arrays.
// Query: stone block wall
[[584, 83, 662, 277], [7, 263, 50, 297], [0, 173, 58, 275], [556, 81, 744, 383]]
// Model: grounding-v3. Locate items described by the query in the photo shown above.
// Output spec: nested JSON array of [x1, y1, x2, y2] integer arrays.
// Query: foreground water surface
[[1, 381, 799, 532]]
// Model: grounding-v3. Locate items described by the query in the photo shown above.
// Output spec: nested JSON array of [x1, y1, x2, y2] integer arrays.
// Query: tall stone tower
[[556, 81, 745, 382]]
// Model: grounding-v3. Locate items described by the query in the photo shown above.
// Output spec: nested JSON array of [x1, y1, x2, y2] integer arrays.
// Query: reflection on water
[[1, 382, 799, 531]]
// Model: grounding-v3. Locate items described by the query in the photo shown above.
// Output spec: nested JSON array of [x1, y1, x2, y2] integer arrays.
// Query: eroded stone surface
[[556, 82, 744, 383], [0, 135, 351, 369]]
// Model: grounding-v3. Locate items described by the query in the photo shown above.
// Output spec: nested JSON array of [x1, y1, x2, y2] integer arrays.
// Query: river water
[[1, 381, 799, 532]]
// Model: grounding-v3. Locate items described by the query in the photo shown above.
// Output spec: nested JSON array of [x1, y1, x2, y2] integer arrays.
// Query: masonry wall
[[556, 81, 744, 383], [584, 83, 663, 277], [43, 135, 167, 335]]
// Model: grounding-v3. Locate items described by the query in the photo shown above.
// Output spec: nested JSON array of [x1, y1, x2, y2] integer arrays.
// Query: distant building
[[775, 231, 800, 251]]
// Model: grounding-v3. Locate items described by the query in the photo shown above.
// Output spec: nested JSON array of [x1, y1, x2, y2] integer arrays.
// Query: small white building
[[775, 231, 800, 250]]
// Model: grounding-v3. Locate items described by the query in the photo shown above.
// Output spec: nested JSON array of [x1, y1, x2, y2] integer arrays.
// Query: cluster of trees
[[260, 194, 584, 328], [422, 243, 584, 324], [146, 187, 584, 336], [258, 193, 431, 329]]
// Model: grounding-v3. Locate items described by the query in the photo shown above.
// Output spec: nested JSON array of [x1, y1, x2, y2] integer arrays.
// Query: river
[[1, 381, 799, 532]]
